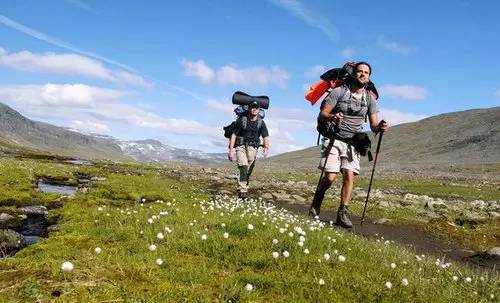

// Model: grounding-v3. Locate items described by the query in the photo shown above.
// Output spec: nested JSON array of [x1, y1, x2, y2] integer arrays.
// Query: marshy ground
[[0, 155, 498, 302]]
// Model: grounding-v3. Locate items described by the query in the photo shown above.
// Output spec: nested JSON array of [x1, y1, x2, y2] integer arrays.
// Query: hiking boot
[[308, 207, 320, 218], [238, 191, 250, 199], [336, 204, 353, 228]]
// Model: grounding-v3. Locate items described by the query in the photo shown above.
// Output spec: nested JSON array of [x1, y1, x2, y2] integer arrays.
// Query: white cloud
[[217, 65, 289, 88], [181, 59, 215, 84], [63, 0, 97, 14], [304, 65, 327, 79], [377, 108, 427, 126], [182, 59, 289, 88], [340, 47, 354, 59], [0, 15, 133, 71], [380, 85, 428, 100], [0, 49, 151, 87], [205, 99, 235, 117], [269, 0, 339, 42], [377, 36, 413, 55], [0, 83, 220, 139], [0, 83, 124, 108], [266, 107, 315, 130]]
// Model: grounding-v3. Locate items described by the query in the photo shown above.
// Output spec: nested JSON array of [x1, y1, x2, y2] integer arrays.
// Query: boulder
[[0, 229, 26, 254], [291, 195, 307, 203], [0, 213, 24, 230], [470, 199, 487, 210], [488, 211, 500, 219], [90, 176, 107, 182], [261, 193, 274, 200], [485, 247, 500, 258], [18, 205, 48, 217], [455, 212, 488, 226], [373, 218, 391, 224], [271, 192, 291, 201]]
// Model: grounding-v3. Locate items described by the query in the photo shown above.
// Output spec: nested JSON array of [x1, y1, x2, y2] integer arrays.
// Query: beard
[[353, 76, 368, 87]]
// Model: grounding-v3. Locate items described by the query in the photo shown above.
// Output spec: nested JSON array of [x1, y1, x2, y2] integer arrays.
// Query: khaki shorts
[[236, 145, 257, 166], [318, 139, 360, 174]]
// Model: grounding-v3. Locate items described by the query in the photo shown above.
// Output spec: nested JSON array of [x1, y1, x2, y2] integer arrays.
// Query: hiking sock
[[310, 189, 326, 215]]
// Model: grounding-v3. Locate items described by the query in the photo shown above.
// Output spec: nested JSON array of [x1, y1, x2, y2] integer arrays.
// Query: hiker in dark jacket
[[310, 62, 388, 227], [229, 101, 270, 198]]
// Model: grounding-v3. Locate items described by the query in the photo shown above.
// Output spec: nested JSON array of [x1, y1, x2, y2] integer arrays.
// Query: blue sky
[[0, 0, 498, 155]]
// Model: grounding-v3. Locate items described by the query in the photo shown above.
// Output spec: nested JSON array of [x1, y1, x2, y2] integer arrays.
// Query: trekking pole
[[360, 127, 385, 225]]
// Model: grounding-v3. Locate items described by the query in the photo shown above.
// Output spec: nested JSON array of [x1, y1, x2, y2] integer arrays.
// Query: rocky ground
[[162, 165, 500, 270]]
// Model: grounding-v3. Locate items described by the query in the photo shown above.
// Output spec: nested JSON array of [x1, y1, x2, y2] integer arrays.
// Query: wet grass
[[0, 157, 498, 302]]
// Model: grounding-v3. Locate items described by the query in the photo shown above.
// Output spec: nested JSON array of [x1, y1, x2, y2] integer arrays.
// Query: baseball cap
[[249, 101, 259, 108]]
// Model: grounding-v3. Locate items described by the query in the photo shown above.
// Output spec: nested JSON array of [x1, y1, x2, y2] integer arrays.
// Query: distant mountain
[[118, 139, 227, 164], [0, 102, 126, 160], [0, 102, 226, 163], [268, 107, 500, 170]]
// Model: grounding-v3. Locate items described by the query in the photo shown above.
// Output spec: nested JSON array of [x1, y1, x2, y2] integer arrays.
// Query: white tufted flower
[[61, 261, 74, 272]]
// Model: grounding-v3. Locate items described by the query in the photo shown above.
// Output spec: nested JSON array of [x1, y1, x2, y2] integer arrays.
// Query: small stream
[[37, 180, 78, 195]]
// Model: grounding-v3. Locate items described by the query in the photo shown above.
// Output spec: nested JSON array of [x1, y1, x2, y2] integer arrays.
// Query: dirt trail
[[280, 203, 498, 271]]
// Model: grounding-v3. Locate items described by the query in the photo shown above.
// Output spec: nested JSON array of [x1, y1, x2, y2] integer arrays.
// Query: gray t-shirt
[[322, 85, 377, 139]]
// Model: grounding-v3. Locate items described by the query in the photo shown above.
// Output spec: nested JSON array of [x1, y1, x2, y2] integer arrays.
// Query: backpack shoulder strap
[[364, 90, 372, 122], [257, 116, 263, 130], [339, 84, 350, 101], [241, 116, 248, 130]]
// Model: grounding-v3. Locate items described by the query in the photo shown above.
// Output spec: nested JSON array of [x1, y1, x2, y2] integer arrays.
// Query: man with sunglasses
[[309, 62, 389, 228]]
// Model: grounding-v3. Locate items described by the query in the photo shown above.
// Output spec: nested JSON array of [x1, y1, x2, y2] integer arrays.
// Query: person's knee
[[342, 170, 355, 183], [321, 173, 336, 188], [325, 173, 337, 184]]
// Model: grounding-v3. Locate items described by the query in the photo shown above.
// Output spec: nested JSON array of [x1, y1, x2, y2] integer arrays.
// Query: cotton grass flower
[[390, 263, 396, 269], [304, 248, 310, 254], [61, 261, 74, 272], [149, 244, 157, 251], [157, 232, 164, 240], [465, 277, 472, 283], [323, 253, 330, 261], [452, 276, 459, 281], [272, 251, 279, 259], [245, 283, 253, 291], [247, 224, 254, 230], [94, 247, 102, 254], [272, 238, 279, 245], [338, 255, 346, 262], [401, 278, 409, 286], [156, 258, 163, 265], [385, 281, 392, 289], [223, 232, 229, 239], [283, 250, 290, 258], [201, 234, 208, 241], [318, 278, 325, 285]]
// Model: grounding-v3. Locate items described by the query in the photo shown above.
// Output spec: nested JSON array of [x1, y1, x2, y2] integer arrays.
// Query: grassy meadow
[[0, 157, 498, 302]]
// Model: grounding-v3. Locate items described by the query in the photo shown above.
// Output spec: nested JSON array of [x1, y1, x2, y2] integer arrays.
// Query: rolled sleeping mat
[[232, 91, 269, 109]]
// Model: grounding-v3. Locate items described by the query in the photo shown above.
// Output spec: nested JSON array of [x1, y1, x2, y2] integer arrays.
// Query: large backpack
[[223, 105, 265, 139], [305, 62, 379, 106]]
